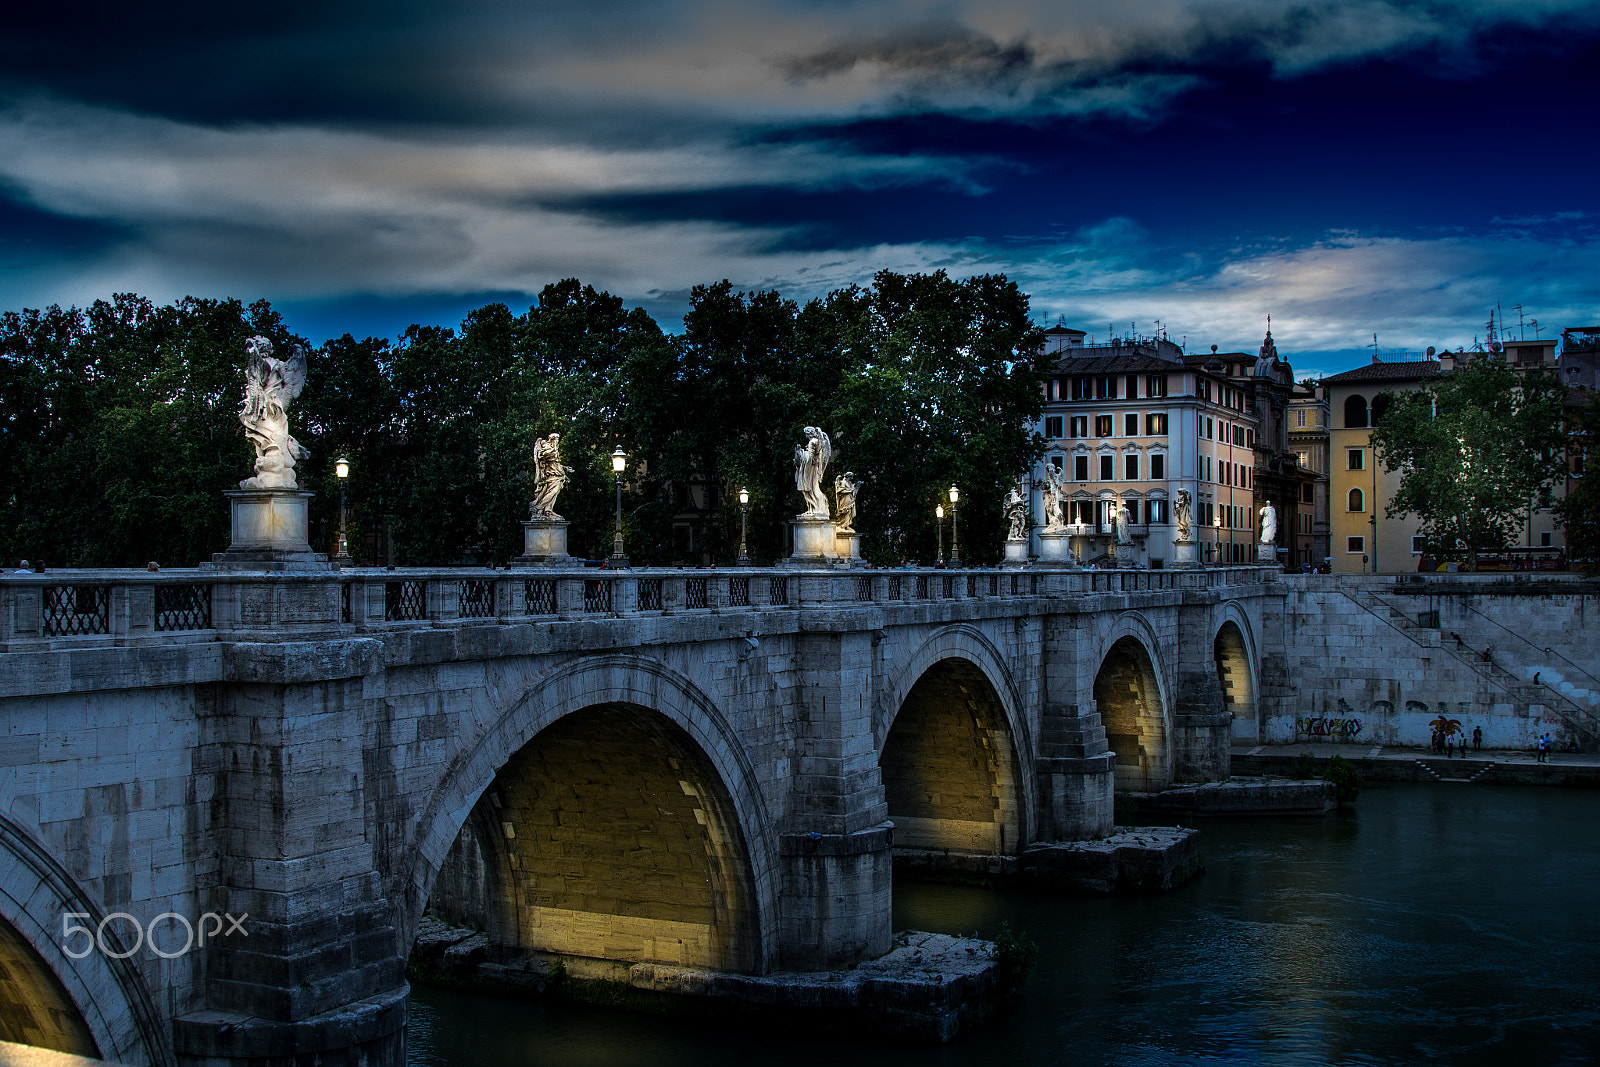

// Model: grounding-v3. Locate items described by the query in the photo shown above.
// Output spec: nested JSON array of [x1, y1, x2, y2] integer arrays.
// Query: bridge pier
[[1035, 704, 1117, 840], [173, 641, 408, 1067]]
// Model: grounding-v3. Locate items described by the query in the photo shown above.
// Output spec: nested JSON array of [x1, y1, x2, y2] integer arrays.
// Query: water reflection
[[409, 783, 1600, 1066]]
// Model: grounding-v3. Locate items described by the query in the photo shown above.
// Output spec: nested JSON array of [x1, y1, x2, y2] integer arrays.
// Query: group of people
[[1431, 725, 1483, 757]]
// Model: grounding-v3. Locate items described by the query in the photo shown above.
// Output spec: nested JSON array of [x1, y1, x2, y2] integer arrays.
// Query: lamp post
[[1213, 514, 1222, 565], [948, 484, 960, 567], [609, 447, 630, 568], [334, 456, 351, 564], [737, 487, 751, 566], [936, 504, 945, 565]]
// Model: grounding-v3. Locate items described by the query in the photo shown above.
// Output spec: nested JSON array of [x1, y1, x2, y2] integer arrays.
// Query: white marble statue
[[1036, 465, 1069, 532], [1174, 489, 1194, 541], [1004, 486, 1029, 541], [1259, 503, 1278, 545], [529, 433, 573, 520], [833, 471, 863, 534], [1115, 502, 1133, 544], [238, 336, 307, 490], [794, 426, 832, 519]]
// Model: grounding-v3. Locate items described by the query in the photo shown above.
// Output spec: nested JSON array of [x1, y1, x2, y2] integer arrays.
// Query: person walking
[[1472, 725, 1482, 753]]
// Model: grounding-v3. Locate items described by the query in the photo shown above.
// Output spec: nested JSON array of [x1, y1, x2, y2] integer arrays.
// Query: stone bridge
[[0, 563, 1285, 1065]]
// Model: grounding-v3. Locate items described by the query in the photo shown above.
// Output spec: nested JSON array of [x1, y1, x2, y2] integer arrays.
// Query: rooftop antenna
[[1486, 308, 1497, 345], [1513, 304, 1526, 341], [1529, 318, 1542, 338], [1368, 333, 1381, 364]]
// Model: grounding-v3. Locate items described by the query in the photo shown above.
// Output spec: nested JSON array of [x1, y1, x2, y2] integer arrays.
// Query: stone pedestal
[[834, 531, 862, 564], [1257, 543, 1278, 563], [1112, 542, 1136, 568], [212, 489, 327, 570], [515, 518, 571, 566], [1035, 529, 1074, 567], [1001, 538, 1029, 567], [1171, 539, 1200, 569], [787, 517, 837, 566]]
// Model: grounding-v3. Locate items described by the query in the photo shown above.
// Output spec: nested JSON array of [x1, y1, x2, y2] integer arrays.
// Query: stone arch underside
[[429, 703, 762, 974], [1215, 620, 1258, 741], [1095, 636, 1169, 791], [879, 658, 1023, 856], [0, 813, 171, 1067], [0, 914, 98, 1057]]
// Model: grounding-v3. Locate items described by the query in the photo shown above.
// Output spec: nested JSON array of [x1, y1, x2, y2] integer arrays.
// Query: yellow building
[[1320, 360, 1439, 573]]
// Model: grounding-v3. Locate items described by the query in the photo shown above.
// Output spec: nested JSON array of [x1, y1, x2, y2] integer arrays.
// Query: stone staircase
[[1412, 758, 1497, 783], [1344, 589, 1600, 750]]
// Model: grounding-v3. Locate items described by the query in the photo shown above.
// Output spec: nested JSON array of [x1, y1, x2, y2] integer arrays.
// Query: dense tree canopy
[[1, 272, 1048, 568], [1370, 355, 1569, 568], [1553, 392, 1600, 572]]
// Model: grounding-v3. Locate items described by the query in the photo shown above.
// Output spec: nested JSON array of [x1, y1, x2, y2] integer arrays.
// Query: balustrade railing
[[0, 563, 1292, 648]]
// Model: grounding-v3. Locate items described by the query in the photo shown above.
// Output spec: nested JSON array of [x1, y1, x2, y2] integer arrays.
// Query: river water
[[407, 783, 1600, 1066]]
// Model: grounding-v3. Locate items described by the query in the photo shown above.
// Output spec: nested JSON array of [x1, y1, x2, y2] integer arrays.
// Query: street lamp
[[609, 447, 630, 568], [333, 456, 351, 564], [737, 486, 751, 566], [948, 484, 960, 567], [936, 504, 945, 565], [1213, 514, 1223, 565]]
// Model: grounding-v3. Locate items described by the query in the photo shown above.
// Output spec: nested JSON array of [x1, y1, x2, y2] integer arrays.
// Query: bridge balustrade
[[0, 565, 1285, 649]]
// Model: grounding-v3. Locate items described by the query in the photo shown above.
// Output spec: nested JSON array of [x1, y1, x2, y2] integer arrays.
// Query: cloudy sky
[[2, 0, 1597, 376]]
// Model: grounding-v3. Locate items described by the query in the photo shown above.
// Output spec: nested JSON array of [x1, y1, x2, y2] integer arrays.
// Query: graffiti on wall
[[1296, 715, 1363, 739], [1295, 698, 1393, 743]]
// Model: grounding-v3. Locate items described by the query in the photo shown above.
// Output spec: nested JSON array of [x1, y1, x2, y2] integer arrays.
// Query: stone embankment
[[410, 917, 1004, 1043], [893, 825, 1203, 895], [1231, 744, 1600, 786]]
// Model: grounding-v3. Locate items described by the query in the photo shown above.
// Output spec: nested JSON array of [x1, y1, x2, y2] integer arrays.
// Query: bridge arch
[[1214, 605, 1261, 742], [878, 626, 1034, 857], [0, 813, 172, 1066], [1093, 614, 1172, 792], [404, 654, 779, 975]]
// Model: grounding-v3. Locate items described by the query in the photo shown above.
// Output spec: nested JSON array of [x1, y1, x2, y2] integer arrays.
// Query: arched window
[[1371, 394, 1391, 425], [1348, 488, 1365, 512], [1344, 394, 1369, 428]]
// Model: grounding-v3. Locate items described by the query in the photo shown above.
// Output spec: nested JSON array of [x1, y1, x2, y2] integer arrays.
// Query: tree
[[1371, 355, 1569, 570], [1554, 391, 1600, 572]]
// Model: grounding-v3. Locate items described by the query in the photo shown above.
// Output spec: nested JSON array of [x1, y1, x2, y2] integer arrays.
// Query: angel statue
[[1174, 489, 1194, 541], [1035, 465, 1069, 532], [1004, 486, 1029, 541], [1259, 503, 1278, 545], [834, 471, 864, 534], [238, 336, 307, 490], [1115, 502, 1134, 545], [794, 426, 832, 519], [529, 433, 573, 520]]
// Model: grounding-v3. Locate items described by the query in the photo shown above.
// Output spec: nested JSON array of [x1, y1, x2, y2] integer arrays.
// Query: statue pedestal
[[1111, 543, 1136, 568], [1257, 543, 1278, 563], [834, 531, 862, 564], [1001, 538, 1029, 568], [1171, 539, 1200, 569], [212, 489, 326, 570], [787, 517, 837, 567], [1035, 529, 1074, 568], [514, 519, 571, 566]]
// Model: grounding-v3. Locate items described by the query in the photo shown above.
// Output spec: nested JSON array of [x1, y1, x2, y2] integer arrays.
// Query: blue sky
[[2, 0, 1597, 378]]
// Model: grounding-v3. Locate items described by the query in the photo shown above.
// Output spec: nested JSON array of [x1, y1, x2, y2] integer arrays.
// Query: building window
[[1100, 454, 1115, 480], [1097, 376, 1119, 399], [1146, 412, 1168, 435], [1071, 415, 1088, 438], [1347, 448, 1364, 471], [1206, 417, 1214, 439], [1096, 414, 1114, 437], [1344, 394, 1369, 429], [1045, 416, 1063, 439], [1541, 531, 1553, 547], [1051, 455, 1064, 471], [1302, 483, 1314, 503], [1348, 488, 1365, 512], [1296, 449, 1309, 469], [1411, 535, 1426, 554], [1125, 454, 1139, 480], [1347, 536, 1365, 553], [1074, 455, 1089, 481], [1126, 375, 1140, 399], [1296, 409, 1307, 428], [1125, 412, 1140, 436], [1151, 454, 1165, 479], [1148, 498, 1168, 524], [1147, 374, 1168, 397]]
